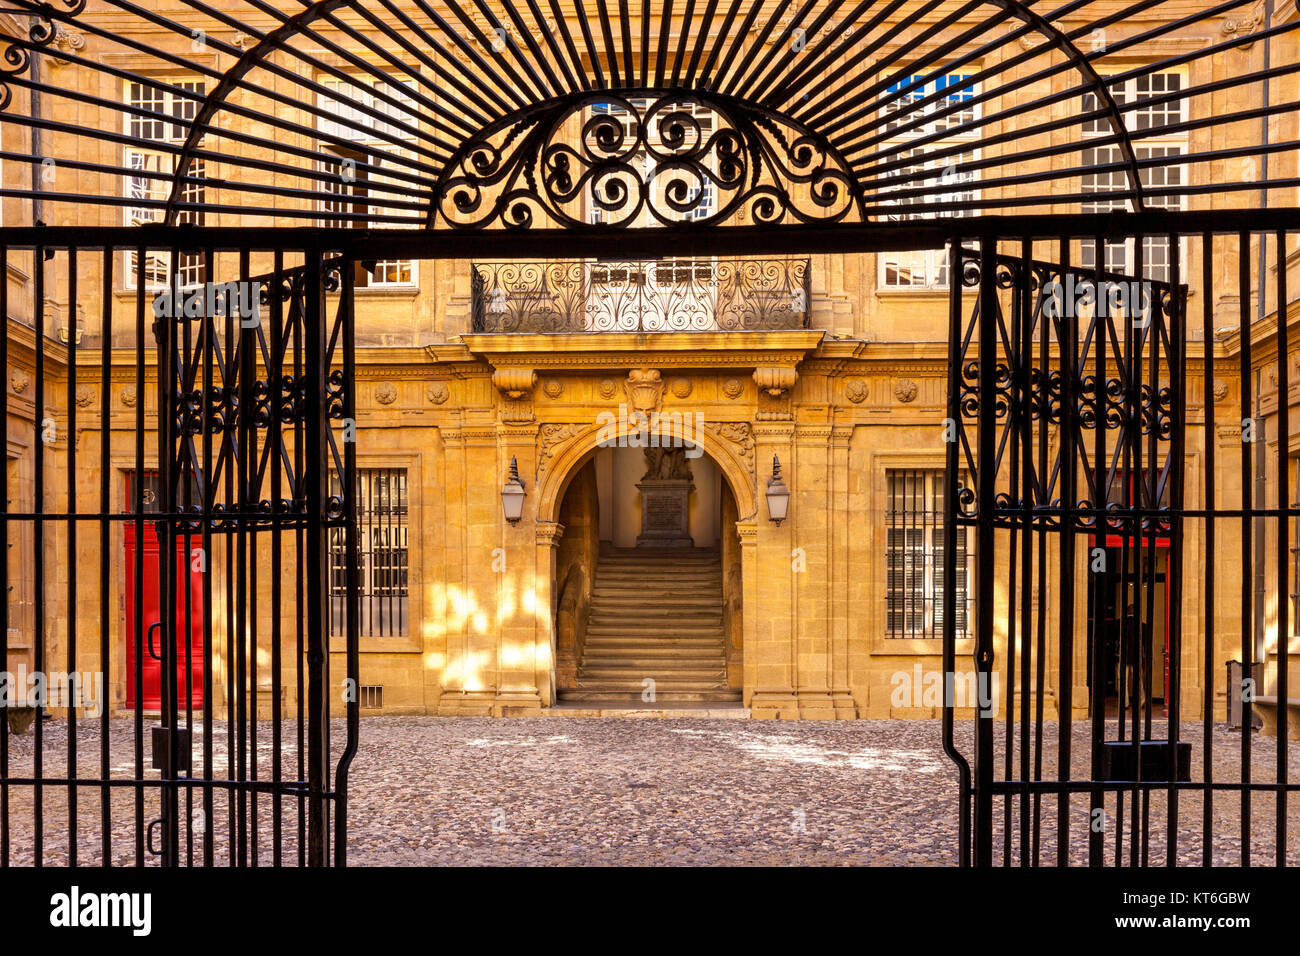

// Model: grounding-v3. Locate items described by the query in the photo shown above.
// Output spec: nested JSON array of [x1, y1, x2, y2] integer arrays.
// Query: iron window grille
[[886, 468, 969, 639], [330, 468, 409, 638]]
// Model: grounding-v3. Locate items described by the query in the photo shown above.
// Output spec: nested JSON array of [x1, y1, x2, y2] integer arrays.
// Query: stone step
[[579, 648, 726, 661], [579, 668, 727, 682], [557, 690, 742, 703], [585, 634, 728, 650], [589, 590, 721, 602], [584, 630, 724, 642], [587, 613, 722, 629], [572, 678, 732, 692]]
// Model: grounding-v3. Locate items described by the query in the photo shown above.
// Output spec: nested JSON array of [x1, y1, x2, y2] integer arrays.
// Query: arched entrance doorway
[[537, 420, 758, 707], [551, 445, 743, 704]]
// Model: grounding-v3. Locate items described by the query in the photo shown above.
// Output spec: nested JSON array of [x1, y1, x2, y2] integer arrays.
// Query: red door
[[123, 474, 205, 710]]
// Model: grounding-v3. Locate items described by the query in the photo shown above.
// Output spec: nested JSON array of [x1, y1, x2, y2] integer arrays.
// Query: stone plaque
[[636, 478, 694, 548]]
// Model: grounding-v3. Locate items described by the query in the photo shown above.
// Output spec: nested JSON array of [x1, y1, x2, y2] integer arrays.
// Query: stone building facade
[[2, 1, 1298, 723]]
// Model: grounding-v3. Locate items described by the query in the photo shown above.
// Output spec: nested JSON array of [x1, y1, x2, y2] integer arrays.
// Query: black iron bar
[[1166, 232, 1186, 867], [1050, 236, 1075, 870], [0, 245, 8, 869], [943, 237, 972, 867], [1088, 236, 1107, 867], [1276, 229, 1290, 866], [32, 244, 45, 868], [1240, 231, 1255, 867], [98, 247, 112, 866], [65, 248, 77, 867], [1201, 232, 1215, 867]]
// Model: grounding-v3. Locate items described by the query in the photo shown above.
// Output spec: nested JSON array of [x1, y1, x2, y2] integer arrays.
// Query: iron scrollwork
[[471, 257, 812, 333], [435, 91, 861, 230]]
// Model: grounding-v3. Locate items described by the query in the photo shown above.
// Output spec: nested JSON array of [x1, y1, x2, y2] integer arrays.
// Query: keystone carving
[[624, 368, 663, 414]]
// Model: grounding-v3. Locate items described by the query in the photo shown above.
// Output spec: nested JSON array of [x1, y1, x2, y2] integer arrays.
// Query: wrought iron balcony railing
[[471, 257, 811, 333]]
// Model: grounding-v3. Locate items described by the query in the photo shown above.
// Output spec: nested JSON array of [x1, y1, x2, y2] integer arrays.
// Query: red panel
[[124, 521, 205, 711]]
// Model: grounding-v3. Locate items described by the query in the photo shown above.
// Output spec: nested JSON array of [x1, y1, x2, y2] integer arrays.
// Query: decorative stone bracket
[[492, 367, 537, 400], [492, 367, 538, 423], [753, 366, 798, 420]]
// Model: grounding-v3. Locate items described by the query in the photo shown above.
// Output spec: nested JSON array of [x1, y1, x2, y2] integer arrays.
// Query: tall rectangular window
[[885, 469, 969, 639], [879, 73, 981, 290], [124, 79, 205, 289], [1081, 71, 1188, 281], [330, 468, 409, 637], [318, 76, 419, 287]]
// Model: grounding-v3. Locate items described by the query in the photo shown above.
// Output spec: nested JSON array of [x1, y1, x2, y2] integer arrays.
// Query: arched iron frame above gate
[[1, 0, 1299, 869]]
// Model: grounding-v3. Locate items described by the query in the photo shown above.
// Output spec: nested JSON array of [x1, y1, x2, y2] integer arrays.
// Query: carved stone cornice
[[794, 423, 834, 442], [460, 331, 824, 373]]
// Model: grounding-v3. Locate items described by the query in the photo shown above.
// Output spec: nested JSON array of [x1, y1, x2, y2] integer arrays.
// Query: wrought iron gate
[[0, 239, 359, 866], [945, 228, 1298, 866]]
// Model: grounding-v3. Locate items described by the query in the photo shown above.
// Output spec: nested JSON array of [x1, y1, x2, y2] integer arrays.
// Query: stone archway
[[536, 420, 757, 705]]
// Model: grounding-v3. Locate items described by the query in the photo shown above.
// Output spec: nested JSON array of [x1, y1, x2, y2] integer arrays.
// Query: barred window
[[330, 468, 409, 637], [886, 469, 969, 639], [123, 79, 206, 290]]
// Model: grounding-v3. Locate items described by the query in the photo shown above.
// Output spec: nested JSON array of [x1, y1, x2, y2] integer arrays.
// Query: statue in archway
[[642, 447, 693, 482]]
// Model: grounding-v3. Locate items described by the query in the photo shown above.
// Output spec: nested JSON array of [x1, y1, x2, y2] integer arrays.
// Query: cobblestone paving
[[3, 716, 1298, 865]]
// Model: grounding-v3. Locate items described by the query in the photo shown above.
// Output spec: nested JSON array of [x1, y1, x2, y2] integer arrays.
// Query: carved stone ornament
[[894, 379, 919, 404], [753, 367, 797, 398], [624, 368, 663, 414], [492, 367, 538, 400], [708, 421, 757, 488], [120, 384, 137, 407], [722, 378, 744, 400], [845, 379, 869, 404], [426, 382, 450, 405], [375, 383, 398, 405]]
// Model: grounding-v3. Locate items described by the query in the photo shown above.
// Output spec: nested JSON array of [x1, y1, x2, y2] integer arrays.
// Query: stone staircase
[[559, 548, 739, 704]]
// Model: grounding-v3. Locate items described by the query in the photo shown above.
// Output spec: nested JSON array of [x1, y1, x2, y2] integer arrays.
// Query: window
[[878, 73, 981, 289], [1081, 71, 1188, 281], [318, 76, 418, 287], [330, 468, 409, 637], [885, 469, 969, 639], [124, 79, 205, 290]]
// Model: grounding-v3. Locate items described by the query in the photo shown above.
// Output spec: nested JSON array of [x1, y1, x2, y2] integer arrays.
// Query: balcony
[[470, 257, 811, 333]]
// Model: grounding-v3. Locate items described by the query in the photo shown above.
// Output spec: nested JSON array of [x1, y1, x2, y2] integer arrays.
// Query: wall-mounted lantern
[[766, 455, 790, 525], [501, 456, 526, 524]]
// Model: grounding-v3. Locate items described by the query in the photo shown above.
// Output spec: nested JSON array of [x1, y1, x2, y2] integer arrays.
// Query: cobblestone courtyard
[[5, 716, 1298, 865]]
